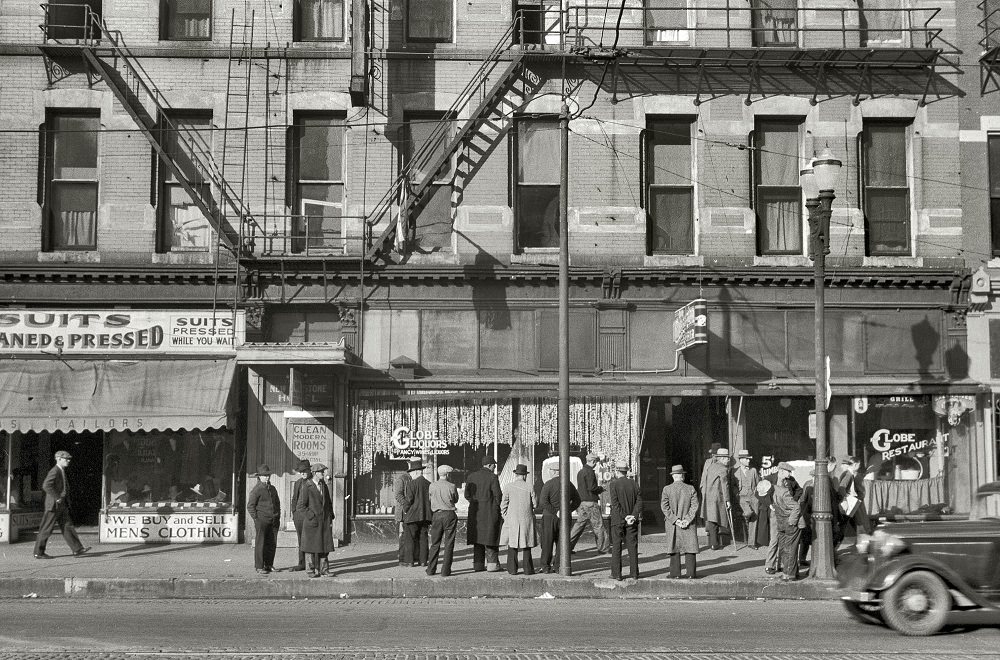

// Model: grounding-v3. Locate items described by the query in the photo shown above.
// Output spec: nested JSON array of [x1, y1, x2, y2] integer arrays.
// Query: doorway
[[49, 431, 104, 526]]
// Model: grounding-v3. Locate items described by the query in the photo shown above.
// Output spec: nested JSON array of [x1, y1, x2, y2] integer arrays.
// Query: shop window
[[644, 117, 695, 255], [289, 113, 345, 253], [864, 311, 942, 375], [745, 397, 813, 466], [104, 431, 234, 508], [41, 111, 99, 251], [404, 112, 456, 251], [515, 118, 560, 250], [4, 433, 45, 513], [160, 0, 212, 40], [420, 310, 477, 370], [646, 0, 691, 45], [787, 310, 864, 374], [707, 310, 785, 375], [406, 0, 454, 43], [294, 0, 345, 41], [862, 121, 911, 256], [751, 0, 797, 47], [156, 111, 212, 252], [629, 310, 676, 369], [479, 309, 537, 372], [537, 309, 596, 371], [989, 135, 1000, 257], [752, 118, 803, 255]]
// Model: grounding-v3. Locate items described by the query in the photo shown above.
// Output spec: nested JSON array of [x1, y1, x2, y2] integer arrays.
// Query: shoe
[[799, 560, 811, 567], [473, 566, 486, 572], [308, 571, 321, 579], [711, 545, 722, 551], [426, 569, 436, 576], [543, 566, 553, 574], [614, 576, 624, 582], [685, 575, 699, 580], [751, 545, 760, 550], [323, 571, 336, 577], [629, 575, 639, 580], [73, 546, 91, 557], [440, 572, 451, 578], [486, 565, 502, 572], [290, 565, 306, 572], [412, 562, 420, 567], [400, 562, 412, 567], [780, 574, 797, 582], [764, 568, 777, 575], [34, 553, 53, 560], [256, 568, 270, 575]]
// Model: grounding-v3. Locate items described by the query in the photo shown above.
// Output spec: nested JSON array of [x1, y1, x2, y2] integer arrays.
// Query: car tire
[[842, 599, 884, 626], [881, 570, 951, 636]]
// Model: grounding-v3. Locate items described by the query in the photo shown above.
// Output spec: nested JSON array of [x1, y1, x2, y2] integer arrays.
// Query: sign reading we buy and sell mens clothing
[[0, 310, 245, 354]]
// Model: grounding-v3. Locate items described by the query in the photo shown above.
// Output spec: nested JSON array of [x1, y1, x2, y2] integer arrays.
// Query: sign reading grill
[[673, 299, 708, 352]]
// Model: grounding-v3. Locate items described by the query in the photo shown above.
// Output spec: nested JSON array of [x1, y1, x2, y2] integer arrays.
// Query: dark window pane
[[756, 187, 802, 254], [299, 182, 341, 204], [517, 185, 559, 248], [648, 186, 693, 254], [864, 312, 942, 374], [647, 119, 691, 186], [51, 183, 97, 249], [47, 1, 102, 40], [865, 188, 910, 254], [480, 310, 537, 371], [864, 123, 907, 188], [751, 0, 797, 47], [163, 0, 211, 39], [990, 135, 1000, 197], [52, 115, 98, 178], [991, 319, 1000, 380], [407, 0, 453, 41], [298, 118, 343, 181], [298, 0, 344, 40], [992, 197, 1000, 257], [538, 310, 596, 371], [421, 311, 477, 369], [414, 183, 452, 250], [518, 120, 560, 184]]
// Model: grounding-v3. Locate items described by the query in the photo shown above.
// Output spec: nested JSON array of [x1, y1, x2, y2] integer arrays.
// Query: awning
[[0, 358, 236, 433]]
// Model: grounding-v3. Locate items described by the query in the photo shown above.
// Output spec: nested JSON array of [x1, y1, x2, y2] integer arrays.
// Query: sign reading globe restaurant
[[390, 427, 448, 459]]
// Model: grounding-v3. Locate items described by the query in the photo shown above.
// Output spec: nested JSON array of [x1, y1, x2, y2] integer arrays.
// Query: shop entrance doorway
[[49, 431, 103, 526]]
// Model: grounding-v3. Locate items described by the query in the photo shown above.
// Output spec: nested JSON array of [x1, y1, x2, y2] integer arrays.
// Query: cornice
[[0, 263, 238, 285]]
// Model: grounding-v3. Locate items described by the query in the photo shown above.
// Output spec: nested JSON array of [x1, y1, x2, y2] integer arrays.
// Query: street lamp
[[800, 147, 842, 581]]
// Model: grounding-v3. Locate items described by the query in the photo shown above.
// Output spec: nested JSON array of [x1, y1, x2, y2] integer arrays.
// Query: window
[[989, 135, 1000, 256], [406, 0, 453, 43], [290, 113, 345, 253], [157, 112, 212, 251], [859, 0, 906, 47], [861, 121, 910, 255], [644, 118, 694, 254], [295, 0, 344, 41], [405, 112, 456, 251], [160, 0, 212, 40], [538, 309, 596, 371], [646, 0, 690, 44], [42, 111, 99, 251], [515, 118, 560, 249], [753, 118, 802, 255], [45, 0, 102, 40], [751, 0, 797, 47]]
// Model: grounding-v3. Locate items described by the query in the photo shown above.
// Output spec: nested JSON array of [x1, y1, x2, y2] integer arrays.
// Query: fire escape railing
[[980, 0, 1000, 94]]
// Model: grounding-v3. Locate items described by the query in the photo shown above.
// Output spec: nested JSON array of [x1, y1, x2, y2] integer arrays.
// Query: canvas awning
[[0, 358, 236, 433]]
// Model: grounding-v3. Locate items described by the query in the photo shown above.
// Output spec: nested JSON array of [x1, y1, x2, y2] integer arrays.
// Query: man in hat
[[569, 453, 609, 555], [426, 464, 460, 576], [839, 456, 872, 537], [394, 459, 418, 567], [798, 465, 844, 567], [772, 461, 803, 581], [289, 459, 312, 571], [538, 463, 581, 573], [500, 464, 537, 575], [700, 442, 723, 488], [402, 459, 432, 567], [700, 447, 732, 550], [247, 464, 281, 575], [661, 465, 699, 579], [33, 450, 89, 559], [298, 463, 335, 577], [608, 462, 642, 580], [732, 449, 760, 549], [465, 456, 503, 572]]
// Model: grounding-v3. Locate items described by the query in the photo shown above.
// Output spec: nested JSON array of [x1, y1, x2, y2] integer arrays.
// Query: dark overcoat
[[403, 475, 433, 524], [296, 479, 334, 554], [465, 467, 502, 545]]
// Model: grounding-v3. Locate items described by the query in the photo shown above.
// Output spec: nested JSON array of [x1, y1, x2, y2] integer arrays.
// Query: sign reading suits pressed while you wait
[[0, 310, 246, 354]]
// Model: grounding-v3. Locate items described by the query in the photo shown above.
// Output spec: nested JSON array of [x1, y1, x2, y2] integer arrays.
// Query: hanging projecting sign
[[0, 310, 245, 355], [673, 299, 708, 351]]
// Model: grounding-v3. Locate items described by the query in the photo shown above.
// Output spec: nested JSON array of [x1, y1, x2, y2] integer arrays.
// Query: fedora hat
[[55, 450, 72, 460], [716, 448, 730, 458], [482, 456, 496, 466], [255, 463, 273, 477], [407, 459, 424, 472], [670, 464, 686, 475], [777, 461, 793, 472], [585, 453, 599, 462], [513, 463, 528, 476], [614, 461, 629, 472], [737, 449, 751, 459], [295, 459, 312, 473], [312, 463, 328, 473]]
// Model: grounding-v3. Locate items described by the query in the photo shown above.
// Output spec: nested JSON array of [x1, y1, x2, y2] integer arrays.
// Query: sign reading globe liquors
[[390, 426, 448, 459], [101, 512, 237, 543], [0, 310, 245, 354], [673, 299, 708, 352]]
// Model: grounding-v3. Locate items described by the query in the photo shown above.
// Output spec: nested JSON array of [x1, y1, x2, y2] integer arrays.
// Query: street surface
[[0, 598, 998, 659]]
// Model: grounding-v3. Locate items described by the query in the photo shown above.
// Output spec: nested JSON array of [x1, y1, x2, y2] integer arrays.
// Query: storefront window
[[1, 435, 8, 509], [7, 432, 46, 512], [104, 430, 234, 508]]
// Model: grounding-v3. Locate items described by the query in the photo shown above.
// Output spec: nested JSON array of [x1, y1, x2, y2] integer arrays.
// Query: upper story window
[[295, 0, 345, 42], [45, 0, 102, 41], [861, 121, 911, 256], [990, 135, 1000, 258], [515, 117, 560, 250], [753, 118, 803, 255], [405, 112, 457, 251], [644, 117, 695, 255], [860, 0, 907, 47], [289, 113, 345, 253], [157, 112, 213, 252], [751, 0, 797, 48], [160, 0, 212, 41], [406, 0, 454, 43], [42, 111, 99, 251], [646, 0, 691, 45]]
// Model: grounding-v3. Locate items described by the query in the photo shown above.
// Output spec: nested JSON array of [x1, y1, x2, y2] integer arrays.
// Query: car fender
[[867, 554, 994, 609]]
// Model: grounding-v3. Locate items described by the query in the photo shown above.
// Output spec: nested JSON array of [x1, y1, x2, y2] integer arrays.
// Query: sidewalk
[[0, 535, 845, 600]]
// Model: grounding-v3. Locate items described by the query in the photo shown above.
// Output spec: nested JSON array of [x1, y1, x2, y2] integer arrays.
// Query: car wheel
[[843, 599, 884, 626], [881, 570, 951, 636]]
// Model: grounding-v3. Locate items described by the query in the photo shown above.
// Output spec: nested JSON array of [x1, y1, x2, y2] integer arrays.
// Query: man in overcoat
[[569, 453, 609, 554], [838, 456, 872, 537], [661, 464, 699, 579], [394, 459, 416, 566], [699, 442, 722, 489], [33, 450, 89, 559], [538, 463, 580, 573], [732, 449, 760, 548], [289, 459, 312, 571], [700, 447, 732, 550], [402, 460, 432, 566], [464, 456, 503, 572], [297, 462, 335, 577], [247, 463, 281, 575], [608, 461, 642, 580], [499, 463, 537, 575], [772, 461, 803, 582]]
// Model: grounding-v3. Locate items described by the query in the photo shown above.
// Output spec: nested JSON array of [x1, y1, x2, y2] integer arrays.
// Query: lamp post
[[799, 147, 842, 581]]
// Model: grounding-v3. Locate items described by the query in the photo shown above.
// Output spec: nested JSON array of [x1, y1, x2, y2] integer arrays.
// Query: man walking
[[33, 450, 89, 559], [700, 447, 732, 550], [289, 459, 311, 571], [394, 459, 416, 566], [402, 459, 432, 567], [500, 463, 537, 575], [608, 462, 641, 581], [569, 453, 608, 555], [247, 463, 281, 575], [732, 449, 760, 549], [839, 456, 872, 537], [661, 465, 699, 579], [426, 464, 459, 577], [538, 463, 580, 573], [465, 456, 503, 572]]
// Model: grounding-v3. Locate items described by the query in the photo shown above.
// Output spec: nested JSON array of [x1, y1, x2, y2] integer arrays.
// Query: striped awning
[[0, 358, 235, 433]]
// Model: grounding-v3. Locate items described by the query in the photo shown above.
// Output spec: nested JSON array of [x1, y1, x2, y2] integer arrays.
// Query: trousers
[[472, 544, 500, 570], [34, 503, 83, 556], [778, 527, 802, 579], [609, 521, 639, 579], [668, 553, 697, 578], [568, 501, 608, 552], [405, 521, 430, 565], [253, 517, 277, 570], [506, 547, 535, 575], [539, 511, 560, 568], [766, 510, 781, 571], [426, 510, 458, 576]]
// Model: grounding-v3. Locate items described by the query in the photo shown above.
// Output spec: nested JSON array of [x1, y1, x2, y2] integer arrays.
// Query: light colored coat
[[499, 478, 537, 549], [732, 465, 760, 519], [661, 481, 700, 554], [700, 460, 731, 526]]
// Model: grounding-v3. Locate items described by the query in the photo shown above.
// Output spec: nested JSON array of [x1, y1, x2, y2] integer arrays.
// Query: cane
[[726, 503, 737, 549]]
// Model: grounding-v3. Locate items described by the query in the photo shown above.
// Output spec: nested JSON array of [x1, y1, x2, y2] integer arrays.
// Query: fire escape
[[981, 0, 1000, 94]]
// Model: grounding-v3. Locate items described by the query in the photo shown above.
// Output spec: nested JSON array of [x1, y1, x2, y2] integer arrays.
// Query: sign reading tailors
[[673, 299, 708, 352], [288, 421, 333, 466], [101, 512, 238, 543], [0, 310, 245, 354]]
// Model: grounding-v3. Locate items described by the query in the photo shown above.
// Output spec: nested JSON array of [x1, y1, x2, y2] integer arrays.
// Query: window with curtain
[[296, 0, 344, 41], [645, 117, 694, 254], [406, 0, 454, 43], [291, 113, 345, 253], [990, 135, 1000, 257], [646, 0, 689, 44], [751, 0, 797, 47], [859, 0, 906, 47], [754, 118, 802, 255], [44, 112, 99, 251], [158, 112, 212, 251], [516, 118, 560, 249], [862, 121, 910, 256], [160, 0, 212, 40], [405, 112, 456, 251]]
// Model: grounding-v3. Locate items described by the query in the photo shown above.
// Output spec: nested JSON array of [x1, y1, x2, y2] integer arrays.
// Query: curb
[[0, 576, 843, 600]]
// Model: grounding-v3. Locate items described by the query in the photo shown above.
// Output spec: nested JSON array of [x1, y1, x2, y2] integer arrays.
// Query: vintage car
[[839, 482, 1000, 636]]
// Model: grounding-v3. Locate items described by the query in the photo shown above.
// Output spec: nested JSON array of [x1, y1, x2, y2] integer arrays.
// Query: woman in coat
[[660, 464, 700, 579], [296, 463, 335, 577], [499, 464, 537, 575]]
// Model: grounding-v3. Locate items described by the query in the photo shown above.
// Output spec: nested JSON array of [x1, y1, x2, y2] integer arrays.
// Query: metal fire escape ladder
[[365, 19, 525, 261], [980, 0, 1000, 94]]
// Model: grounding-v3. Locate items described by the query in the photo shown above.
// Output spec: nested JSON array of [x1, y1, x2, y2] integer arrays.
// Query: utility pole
[[558, 101, 572, 576]]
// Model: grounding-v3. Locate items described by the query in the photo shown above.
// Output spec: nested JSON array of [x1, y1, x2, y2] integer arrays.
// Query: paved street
[[1, 598, 998, 659]]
